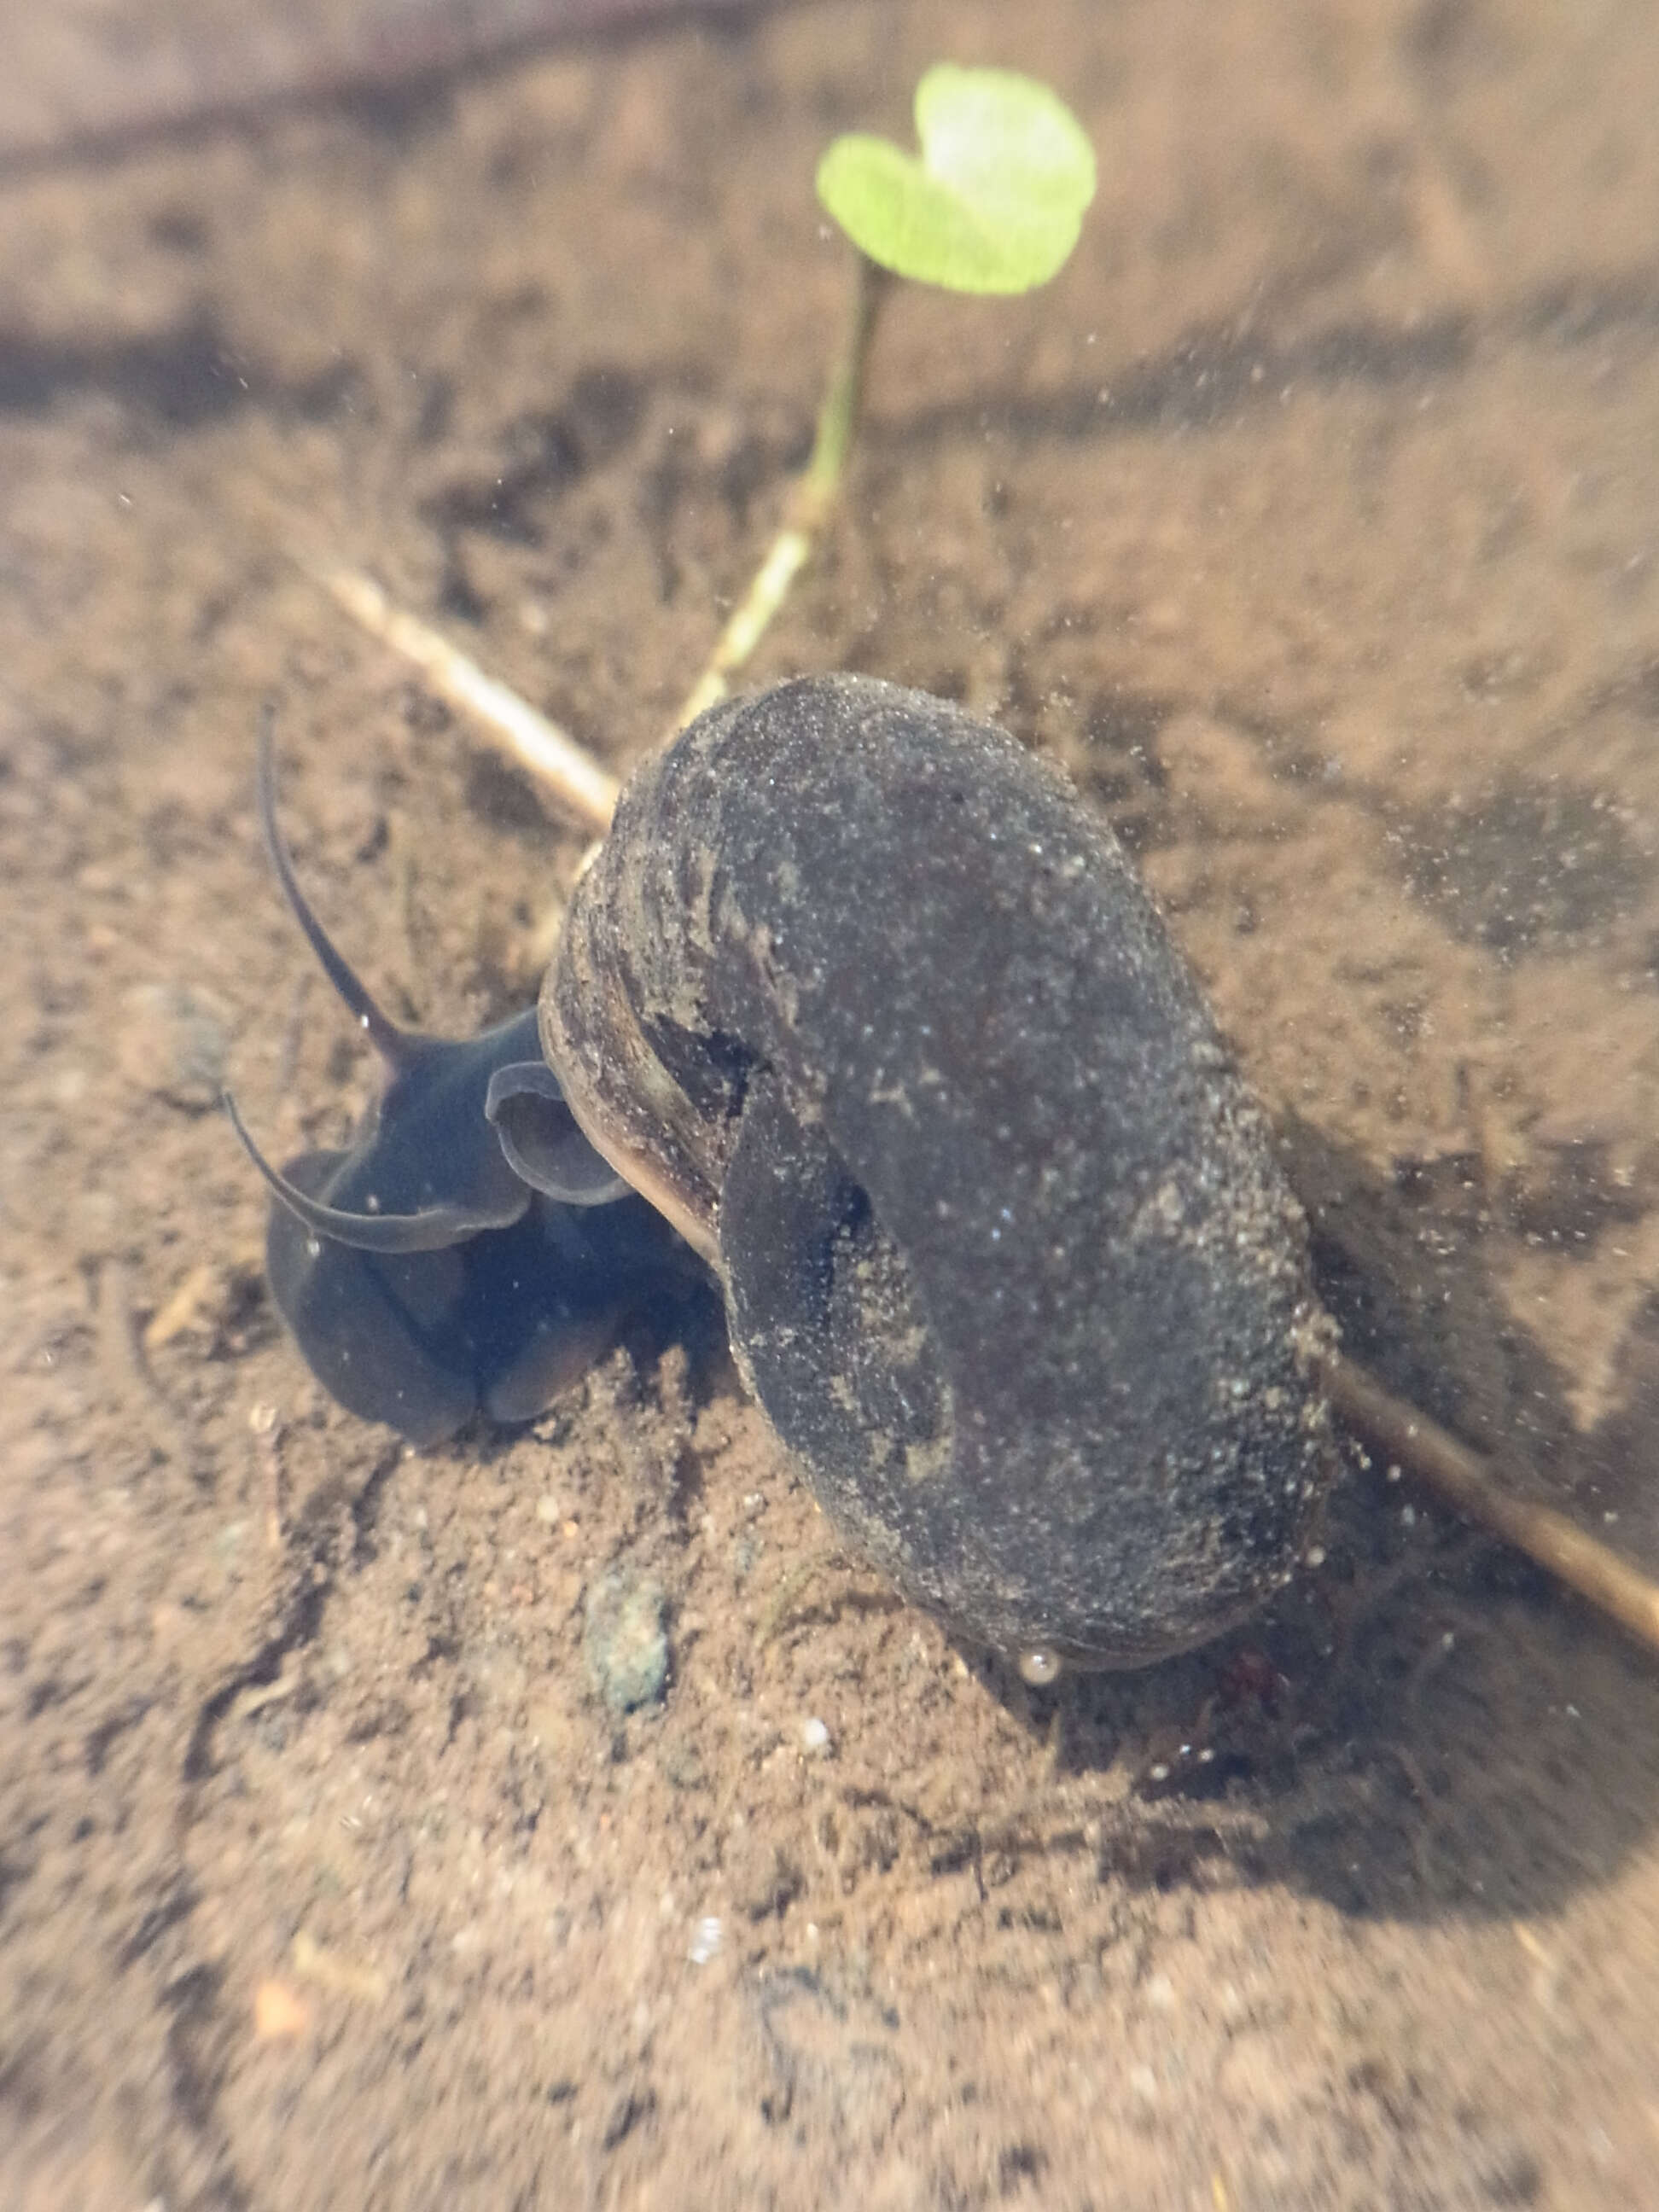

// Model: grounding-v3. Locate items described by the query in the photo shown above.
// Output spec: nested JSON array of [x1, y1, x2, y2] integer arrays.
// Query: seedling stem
[[675, 253, 889, 732]]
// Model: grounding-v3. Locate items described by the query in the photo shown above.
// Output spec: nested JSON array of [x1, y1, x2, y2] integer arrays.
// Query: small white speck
[[800, 1716, 831, 1757], [688, 1916, 724, 1965]]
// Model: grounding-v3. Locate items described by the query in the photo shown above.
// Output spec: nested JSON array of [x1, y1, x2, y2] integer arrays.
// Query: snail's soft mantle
[[237, 674, 1336, 1673]]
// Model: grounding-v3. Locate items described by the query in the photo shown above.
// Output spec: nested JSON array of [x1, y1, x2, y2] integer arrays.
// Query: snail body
[[233, 678, 1334, 1670], [228, 734, 696, 1447], [544, 675, 1334, 1669]]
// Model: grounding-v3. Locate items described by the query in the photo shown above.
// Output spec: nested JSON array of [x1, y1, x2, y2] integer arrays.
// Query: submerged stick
[[294, 267, 893, 812], [1325, 1352, 1659, 1659], [300, 554, 620, 835]]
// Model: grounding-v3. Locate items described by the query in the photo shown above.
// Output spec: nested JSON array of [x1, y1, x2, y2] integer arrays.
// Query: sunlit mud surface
[[3, 3, 1658, 2205]]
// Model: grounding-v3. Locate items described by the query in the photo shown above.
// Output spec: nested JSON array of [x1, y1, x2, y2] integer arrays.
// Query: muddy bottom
[[3, 3, 1659, 2207]]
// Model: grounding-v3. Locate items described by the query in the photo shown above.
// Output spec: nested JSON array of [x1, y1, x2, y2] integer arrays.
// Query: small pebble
[[582, 1569, 670, 1714], [800, 1716, 831, 1757]]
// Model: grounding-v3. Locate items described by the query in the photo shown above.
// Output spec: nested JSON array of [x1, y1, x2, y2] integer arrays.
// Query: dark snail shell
[[542, 674, 1335, 1671]]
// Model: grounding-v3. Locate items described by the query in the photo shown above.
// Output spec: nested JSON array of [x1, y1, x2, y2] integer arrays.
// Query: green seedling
[[817, 63, 1096, 296], [676, 64, 1095, 728]]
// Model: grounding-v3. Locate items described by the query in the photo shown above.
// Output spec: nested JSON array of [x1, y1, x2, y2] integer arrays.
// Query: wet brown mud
[[3, 3, 1658, 2206]]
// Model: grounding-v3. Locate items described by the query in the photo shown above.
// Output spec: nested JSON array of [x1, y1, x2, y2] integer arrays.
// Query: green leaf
[[816, 64, 1096, 296]]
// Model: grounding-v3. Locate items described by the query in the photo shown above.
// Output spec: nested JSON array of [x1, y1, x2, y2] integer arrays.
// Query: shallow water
[[3, 3, 1658, 2205]]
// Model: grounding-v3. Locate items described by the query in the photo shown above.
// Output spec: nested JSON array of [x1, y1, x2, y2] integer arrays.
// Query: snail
[[226, 731, 699, 1447], [233, 676, 1335, 1674], [543, 674, 1335, 1673]]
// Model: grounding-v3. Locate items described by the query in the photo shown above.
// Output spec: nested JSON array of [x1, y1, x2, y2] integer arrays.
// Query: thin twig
[[1325, 1351, 1659, 1660], [294, 259, 890, 797], [295, 551, 620, 834]]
